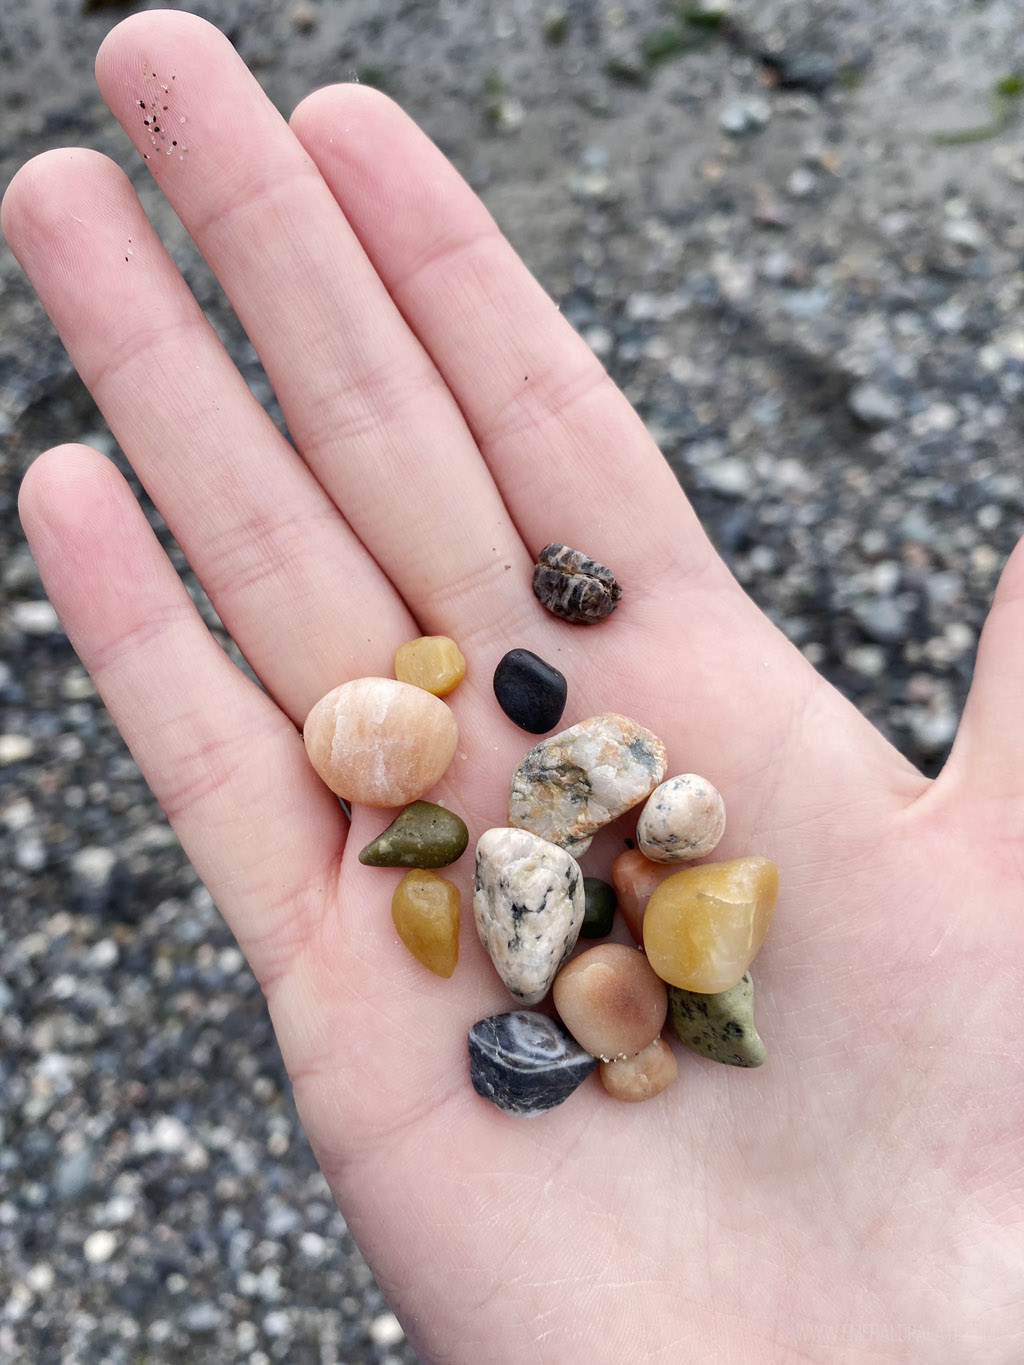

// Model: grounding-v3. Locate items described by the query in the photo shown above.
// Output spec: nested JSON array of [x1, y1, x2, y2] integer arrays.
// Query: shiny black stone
[[580, 877, 617, 938], [468, 1011, 598, 1117], [492, 648, 567, 733]]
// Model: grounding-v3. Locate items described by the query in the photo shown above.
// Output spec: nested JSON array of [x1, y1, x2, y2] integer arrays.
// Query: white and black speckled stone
[[636, 773, 726, 863], [508, 713, 667, 856], [468, 1011, 598, 1116], [666, 971, 766, 1067], [473, 828, 585, 1004]]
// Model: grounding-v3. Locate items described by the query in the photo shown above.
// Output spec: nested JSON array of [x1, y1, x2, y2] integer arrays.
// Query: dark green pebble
[[358, 801, 468, 868], [666, 971, 766, 1067], [580, 877, 617, 938]]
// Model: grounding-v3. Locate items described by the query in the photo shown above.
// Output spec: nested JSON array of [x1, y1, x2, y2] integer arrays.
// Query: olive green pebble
[[358, 801, 469, 868], [580, 877, 618, 938], [666, 971, 766, 1067]]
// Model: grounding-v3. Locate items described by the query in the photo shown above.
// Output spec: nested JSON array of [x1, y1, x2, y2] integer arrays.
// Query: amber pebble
[[643, 856, 778, 993], [599, 1037, 678, 1103], [391, 869, 460, 978], [303, 677, 458, 807], [610, 849, 677, 944], [553, 943, 668, 1060], [394, 636, 467, 696]]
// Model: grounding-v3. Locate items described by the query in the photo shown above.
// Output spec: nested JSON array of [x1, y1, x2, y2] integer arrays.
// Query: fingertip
[[290, 79, 405, 141], [19, 443, 130, 558], [95, 7, 230, 88]]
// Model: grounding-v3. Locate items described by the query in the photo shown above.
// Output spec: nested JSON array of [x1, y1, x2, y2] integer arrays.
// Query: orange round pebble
[[553, 943, 668, 1060], [610, 849, 678, 944], [599, 1037, 678, 1103]]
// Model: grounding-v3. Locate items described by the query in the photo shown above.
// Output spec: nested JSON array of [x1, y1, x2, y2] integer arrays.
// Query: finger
[[937, 534, 1024, 812], [18, 445, 344, 987], [290, 83, 714, 597], [1, 148, 415, 723], [94, 11, 537, 640]]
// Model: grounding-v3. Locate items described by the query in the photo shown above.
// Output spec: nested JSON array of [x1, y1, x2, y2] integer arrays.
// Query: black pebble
[[580, 878, 617, 938], [493, 648, 568, 733]]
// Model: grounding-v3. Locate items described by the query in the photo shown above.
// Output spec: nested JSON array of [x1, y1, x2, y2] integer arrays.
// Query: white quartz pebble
[[636, 773, 726, 863]]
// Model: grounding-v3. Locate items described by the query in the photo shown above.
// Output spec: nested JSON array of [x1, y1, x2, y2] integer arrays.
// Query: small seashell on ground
[[532, 543, 622, 624]]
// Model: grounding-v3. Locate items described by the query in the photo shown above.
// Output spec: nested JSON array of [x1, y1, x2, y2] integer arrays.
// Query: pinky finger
[[18, 444, 345, 988]]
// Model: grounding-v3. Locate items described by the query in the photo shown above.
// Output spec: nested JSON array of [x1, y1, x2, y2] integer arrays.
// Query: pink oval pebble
[[599, 1037, 678, 1103], [553, 943, 668, 1060], [303, 678, 458, 807]]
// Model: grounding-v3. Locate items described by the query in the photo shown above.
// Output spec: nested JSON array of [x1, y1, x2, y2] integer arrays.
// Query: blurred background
[[3, 1, 1024, 1360]]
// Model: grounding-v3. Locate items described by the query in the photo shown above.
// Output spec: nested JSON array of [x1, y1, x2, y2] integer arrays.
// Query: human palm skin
[[4, 12, 1022, 1362]]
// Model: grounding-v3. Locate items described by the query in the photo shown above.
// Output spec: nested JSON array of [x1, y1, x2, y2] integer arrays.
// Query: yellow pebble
[[394, 636, 466, 696], [643, 856, 778, 993], [391, 869, 460, 978]]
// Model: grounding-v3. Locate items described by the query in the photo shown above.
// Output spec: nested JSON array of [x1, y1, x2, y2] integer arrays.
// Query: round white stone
[[636, 774, 726, 863]]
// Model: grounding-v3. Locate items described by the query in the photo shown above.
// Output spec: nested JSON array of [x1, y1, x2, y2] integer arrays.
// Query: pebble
[[393, 635, 466, 696], [492, 648, 567, 733], [509, 713, 667, 856], [552, 944, 667, 1060], [636, 774, 726, 863], [358, 801, 468, 867], [580, 877, 617, 938], [391, 870, 460, 978], [599, 1037, 678, 1103], [532, 543, 622, 624], [473, 828, 584, 1004], [610, 849, 678, 942], [666, 971, 766, 1067], [303, 678, 458, 807], [643, 857, 778, 993], [468, 1011, 598, 1116]]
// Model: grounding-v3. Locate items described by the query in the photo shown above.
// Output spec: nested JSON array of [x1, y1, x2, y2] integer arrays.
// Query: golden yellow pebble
[[599, 1037, 678, 1103], [643, 856, 778, 993], [394, 636, 467, 697], [391, 869, 460, 978]]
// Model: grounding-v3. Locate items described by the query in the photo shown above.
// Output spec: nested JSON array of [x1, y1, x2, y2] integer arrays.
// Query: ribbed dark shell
[[531, 543, 622, 624]]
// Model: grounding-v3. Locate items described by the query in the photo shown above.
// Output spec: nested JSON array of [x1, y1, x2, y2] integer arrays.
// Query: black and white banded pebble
[[468, 1011, 598, 1117], [493, 648, 567, 733], [532, 543, 622, 625]]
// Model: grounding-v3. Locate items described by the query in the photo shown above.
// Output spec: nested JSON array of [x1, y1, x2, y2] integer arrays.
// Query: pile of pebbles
[[4, 0, 1024, 1359]]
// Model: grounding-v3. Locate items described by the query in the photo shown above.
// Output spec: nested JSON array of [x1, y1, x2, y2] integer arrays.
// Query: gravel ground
[[4, 1, 1024, 1361]]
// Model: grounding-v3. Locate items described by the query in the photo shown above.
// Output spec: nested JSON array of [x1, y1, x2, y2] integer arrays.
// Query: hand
[[4, 11, 1020, 1360]]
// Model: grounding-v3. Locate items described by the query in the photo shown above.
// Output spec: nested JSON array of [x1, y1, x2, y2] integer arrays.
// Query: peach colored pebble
[[303, 677, 458, 807], [394, 636, 467, 696], [553, 943, 668, 1060], [610, 849, 678, 944], [599, 1037, 678, 1103]]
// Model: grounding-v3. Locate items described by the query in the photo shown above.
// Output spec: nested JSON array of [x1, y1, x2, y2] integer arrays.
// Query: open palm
[[5, 12, 1021, 1361]]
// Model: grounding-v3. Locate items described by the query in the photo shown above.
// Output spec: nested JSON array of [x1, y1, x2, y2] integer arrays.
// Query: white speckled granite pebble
[[474, 828, 585, 1004], [636, 773, 726, 863], [508, 713, 667, 856]]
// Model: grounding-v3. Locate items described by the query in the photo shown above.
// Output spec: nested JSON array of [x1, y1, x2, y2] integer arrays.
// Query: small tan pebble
[[393, 636, 466, 697], [552, 943, 668, 1060], [636, 774, 726, 863], [643, 856, 778, 993], [610, 849, 678, 943], [303, 677, 458, 807], [391, 870, 460, 978], [599, 1037, 678, 1102]]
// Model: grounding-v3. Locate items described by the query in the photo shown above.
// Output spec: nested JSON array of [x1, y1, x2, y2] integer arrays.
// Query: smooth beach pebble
[[468, 1011, 598, 1117], [393, 635, 466, 696], [358, 801, 468, 868], [532, 543, 622, 624], [610, 848, 678, 943], [580, 877, 617, 939], [643, 856, 778, 993], [391, 870, 460, 978], [303, 678, 458, 807], [636, 774, 726, 863], [492, 648, 567, 734], [667, 971, 765, 1068], [509, 713, 667, 857], [552, 943, 668, 1060], [474, 828, 585, 1005], [599, 1037, 678, 1103]]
